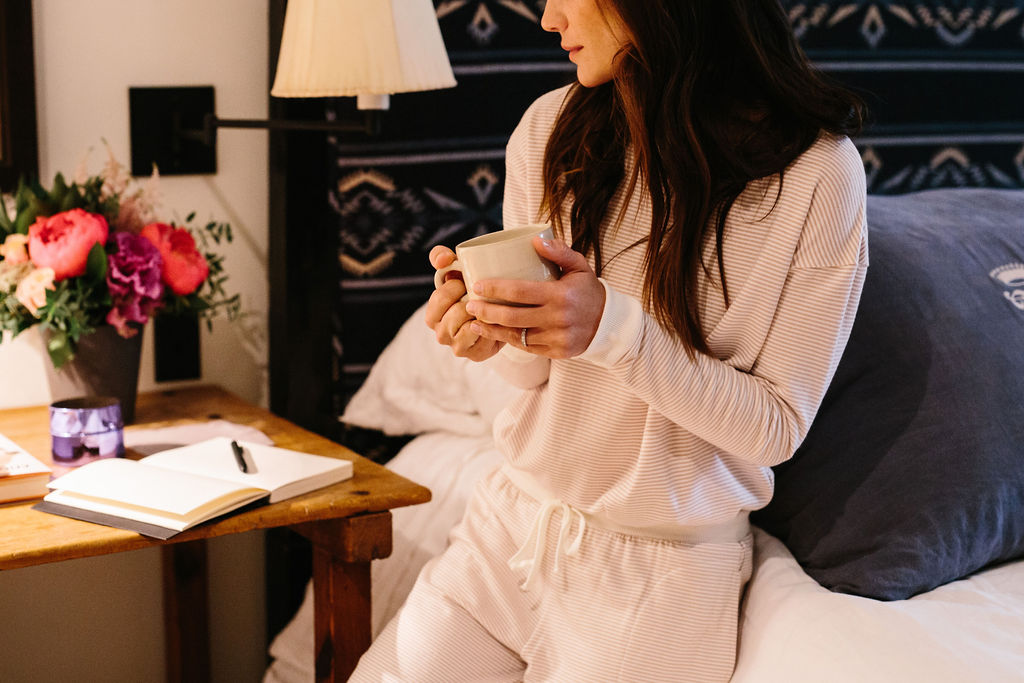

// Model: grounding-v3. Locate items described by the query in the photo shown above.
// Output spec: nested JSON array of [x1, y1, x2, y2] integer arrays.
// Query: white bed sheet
[[264, 428, 1024, 683], [733, 528, 1024, 683]]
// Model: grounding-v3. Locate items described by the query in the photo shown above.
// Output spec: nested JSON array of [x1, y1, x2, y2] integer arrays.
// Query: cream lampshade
[[270, 0, 457, 110]]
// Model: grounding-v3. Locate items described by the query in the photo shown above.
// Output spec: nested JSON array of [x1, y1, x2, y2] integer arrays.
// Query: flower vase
[[42, 325, 143, 424]]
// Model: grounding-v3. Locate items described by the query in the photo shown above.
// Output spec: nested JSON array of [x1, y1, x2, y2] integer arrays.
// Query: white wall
[[0, 1, 273, 681], [1, 0, 271, 409]]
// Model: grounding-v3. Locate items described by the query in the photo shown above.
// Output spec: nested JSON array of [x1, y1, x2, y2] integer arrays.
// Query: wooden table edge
[[0, 384, 432, 571]]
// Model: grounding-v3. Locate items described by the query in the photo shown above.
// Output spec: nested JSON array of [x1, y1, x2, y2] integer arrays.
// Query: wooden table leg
[[292, 511, 394, 682], [161, 540, 211, 683]]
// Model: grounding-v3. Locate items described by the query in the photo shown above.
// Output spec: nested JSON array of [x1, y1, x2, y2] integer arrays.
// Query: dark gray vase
[[42, 325, 143, 424]]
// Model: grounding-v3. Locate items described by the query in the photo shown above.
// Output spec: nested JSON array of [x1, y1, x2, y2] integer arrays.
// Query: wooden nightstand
[[0, 385, 431, 682]]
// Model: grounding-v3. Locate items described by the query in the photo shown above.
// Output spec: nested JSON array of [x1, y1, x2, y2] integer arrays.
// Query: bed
[[263, 187, 1024, 682]]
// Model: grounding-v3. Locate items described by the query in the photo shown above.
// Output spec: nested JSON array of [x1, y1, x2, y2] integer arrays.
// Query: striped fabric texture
[[492, 85, 869, 529], [352, 468, 754, 682]]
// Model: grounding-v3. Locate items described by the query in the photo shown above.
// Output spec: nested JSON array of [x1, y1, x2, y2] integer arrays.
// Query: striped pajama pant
[[350, 466, 753, 683]]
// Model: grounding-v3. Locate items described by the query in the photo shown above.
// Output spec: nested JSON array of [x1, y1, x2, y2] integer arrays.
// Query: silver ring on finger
[[521, 327, 529, 347]]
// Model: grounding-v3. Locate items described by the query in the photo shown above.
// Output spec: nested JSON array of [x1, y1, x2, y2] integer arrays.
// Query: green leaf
[[84, 242, 108, 284], [50, 173, 74, 210], [13, 205, 38, 234], [28, 178, 48, 202], [52, 172, 68, 195], [45, 327, 75, 368], [59, 191, 79, 212]]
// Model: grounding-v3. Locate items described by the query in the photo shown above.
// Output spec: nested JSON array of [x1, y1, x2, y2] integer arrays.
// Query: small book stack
[[0, 433, 52, 503]]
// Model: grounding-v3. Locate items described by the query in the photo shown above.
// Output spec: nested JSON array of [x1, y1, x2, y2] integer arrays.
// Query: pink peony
[[140, 222, 209, 295], [0, 233, 29, 263], [28, 209, 109, 281], [14, 267, 56, 316]]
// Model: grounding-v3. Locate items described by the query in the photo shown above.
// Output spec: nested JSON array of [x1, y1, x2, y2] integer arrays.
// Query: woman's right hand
[[424, 245, 505, 361]]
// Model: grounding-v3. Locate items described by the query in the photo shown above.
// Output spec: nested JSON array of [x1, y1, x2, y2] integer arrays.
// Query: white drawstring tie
[[508, 499, 586, 591]]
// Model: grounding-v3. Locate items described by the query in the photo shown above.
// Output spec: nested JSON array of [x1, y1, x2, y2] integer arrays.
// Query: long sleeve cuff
[[489, 345, 551, 389], [577, 279, 645, 367]]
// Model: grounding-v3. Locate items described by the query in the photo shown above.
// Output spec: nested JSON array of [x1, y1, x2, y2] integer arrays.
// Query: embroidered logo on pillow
[[990, 262, 1024, 311]]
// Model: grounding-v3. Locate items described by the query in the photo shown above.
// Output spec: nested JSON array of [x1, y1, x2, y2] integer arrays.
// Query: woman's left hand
[[467, 236, 605, 359]]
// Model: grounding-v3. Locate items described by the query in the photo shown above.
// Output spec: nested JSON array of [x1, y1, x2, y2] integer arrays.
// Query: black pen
[[231, 440, 249, 473]]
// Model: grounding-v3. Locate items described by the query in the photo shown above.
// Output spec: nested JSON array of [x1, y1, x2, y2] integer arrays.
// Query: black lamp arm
[[200, 110, 381, 145]]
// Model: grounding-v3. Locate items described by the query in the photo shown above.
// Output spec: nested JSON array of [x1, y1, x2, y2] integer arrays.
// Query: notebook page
[[140, 437, 352, 502], [45, 458, 261, 516]]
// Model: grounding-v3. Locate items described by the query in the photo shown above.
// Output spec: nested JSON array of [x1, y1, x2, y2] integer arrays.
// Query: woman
[[352, 0, 867, 680]]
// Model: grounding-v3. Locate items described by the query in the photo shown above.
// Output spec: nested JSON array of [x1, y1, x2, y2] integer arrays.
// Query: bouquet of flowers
[[0, 146, 240, 368]]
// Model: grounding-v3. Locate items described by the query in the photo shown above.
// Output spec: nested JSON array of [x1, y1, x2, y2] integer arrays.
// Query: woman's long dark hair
[[541, 0, 865, 356]]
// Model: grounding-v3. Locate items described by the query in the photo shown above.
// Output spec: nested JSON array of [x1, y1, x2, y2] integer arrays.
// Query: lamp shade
[[270, 0, 457, 101]]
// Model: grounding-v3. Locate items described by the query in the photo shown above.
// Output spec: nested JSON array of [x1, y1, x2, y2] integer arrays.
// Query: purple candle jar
[[49, 397, 125, 467]]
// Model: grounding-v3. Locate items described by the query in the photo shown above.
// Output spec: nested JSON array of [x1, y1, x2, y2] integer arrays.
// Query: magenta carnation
[[105, 231, 165, 336]]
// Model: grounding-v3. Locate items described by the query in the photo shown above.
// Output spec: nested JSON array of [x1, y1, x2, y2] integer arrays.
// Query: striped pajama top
[[490, 85, 868, 530]]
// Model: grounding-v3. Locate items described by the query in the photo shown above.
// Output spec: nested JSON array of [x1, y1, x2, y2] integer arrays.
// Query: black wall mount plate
[[129, 86, 216, 176]]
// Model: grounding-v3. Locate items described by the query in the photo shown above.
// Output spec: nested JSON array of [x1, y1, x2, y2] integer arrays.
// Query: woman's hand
[[424, 245, 505, 361], [467, 237, 605, 359]]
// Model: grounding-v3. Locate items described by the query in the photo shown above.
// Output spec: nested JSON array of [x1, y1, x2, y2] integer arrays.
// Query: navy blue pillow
[[752, 188, 1024, 600]]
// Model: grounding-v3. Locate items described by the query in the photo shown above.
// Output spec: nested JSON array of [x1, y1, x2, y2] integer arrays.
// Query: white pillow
[[341, 303, 521, 436]]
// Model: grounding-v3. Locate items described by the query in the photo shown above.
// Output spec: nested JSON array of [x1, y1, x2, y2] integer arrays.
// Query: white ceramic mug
[[433, 224, 560, 304]]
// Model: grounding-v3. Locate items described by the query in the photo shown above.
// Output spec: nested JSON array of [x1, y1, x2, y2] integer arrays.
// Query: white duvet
[[733, 529, 1024, 683]]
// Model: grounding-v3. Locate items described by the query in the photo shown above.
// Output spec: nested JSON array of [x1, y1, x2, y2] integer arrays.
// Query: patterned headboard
[[793, 2, 1024, 192], [325, 0, 1024, 414]]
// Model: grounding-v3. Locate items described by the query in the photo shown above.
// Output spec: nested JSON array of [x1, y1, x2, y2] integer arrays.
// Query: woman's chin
[[575, 70, 613, 88]]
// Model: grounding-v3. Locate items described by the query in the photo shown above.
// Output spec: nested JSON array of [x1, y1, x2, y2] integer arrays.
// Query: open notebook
[[34, 437, 353, 539]]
